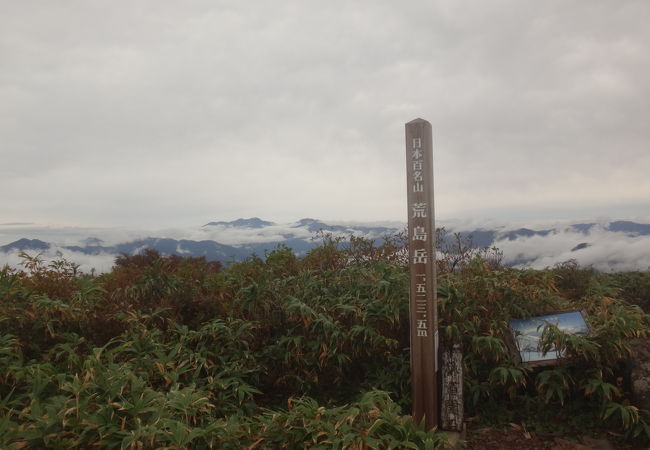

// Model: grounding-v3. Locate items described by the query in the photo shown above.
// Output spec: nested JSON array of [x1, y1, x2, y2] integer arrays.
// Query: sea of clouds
[[495, 226, 650, 272], [1, 219, 649, 274]]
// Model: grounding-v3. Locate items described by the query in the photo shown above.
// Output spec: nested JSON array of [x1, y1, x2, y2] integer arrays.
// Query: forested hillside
[[1, 234, 650, 448]]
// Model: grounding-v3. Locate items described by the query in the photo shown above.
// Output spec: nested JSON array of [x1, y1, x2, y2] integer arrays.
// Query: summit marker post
[[405, 118, 438, 429]]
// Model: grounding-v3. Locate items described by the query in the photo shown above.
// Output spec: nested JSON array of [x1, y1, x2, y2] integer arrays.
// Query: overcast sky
[[2, 0, 649, 228]]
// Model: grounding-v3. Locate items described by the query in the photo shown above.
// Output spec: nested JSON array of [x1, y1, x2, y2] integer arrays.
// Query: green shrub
[[2, 237, 650, 447]]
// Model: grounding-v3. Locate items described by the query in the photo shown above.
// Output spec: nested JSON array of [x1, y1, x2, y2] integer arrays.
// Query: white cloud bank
[[497, 226, 650, 272], [2, 220, 650, 274], [1, 247, 117, 275]]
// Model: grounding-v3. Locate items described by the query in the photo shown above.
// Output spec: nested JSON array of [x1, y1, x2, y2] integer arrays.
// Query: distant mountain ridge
[[0, 218, 395, 262], [0, 238, 51, 252], [2, 218, 650, 271], [450, 221, 650, 248], [204, 217, 276, 228]]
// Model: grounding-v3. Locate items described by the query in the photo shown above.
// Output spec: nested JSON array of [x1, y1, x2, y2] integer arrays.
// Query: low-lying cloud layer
[[1, 219, 649, 274], [497, 226, 650, 272], [1, 247, 117, 275]]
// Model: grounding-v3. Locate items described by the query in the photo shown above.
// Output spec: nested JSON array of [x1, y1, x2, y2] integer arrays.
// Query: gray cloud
[[1, 1, 649, 227]]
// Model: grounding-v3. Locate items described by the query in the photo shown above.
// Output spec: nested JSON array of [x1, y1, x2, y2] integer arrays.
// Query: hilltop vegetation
[[1, 233, 650, 448]]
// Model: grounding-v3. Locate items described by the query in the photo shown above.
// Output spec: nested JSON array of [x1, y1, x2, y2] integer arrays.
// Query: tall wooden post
[[405, 118, 438, 430]]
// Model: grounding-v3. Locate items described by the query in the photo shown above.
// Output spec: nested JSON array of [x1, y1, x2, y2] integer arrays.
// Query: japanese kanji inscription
[[405, 118, 438, 430]]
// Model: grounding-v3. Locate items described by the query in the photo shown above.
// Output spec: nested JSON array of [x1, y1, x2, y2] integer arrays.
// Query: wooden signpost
[[405, 118, 439, 430]]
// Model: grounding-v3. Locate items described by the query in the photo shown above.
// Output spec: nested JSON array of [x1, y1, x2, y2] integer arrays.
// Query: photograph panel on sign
[[509, 311, 589, 364]]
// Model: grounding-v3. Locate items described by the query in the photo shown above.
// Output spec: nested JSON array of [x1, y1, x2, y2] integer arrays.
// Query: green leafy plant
[[2, 237, 650, 447]]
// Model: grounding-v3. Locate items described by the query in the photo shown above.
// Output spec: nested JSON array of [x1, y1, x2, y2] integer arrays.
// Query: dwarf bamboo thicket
[[1, 233, 649, 448]]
